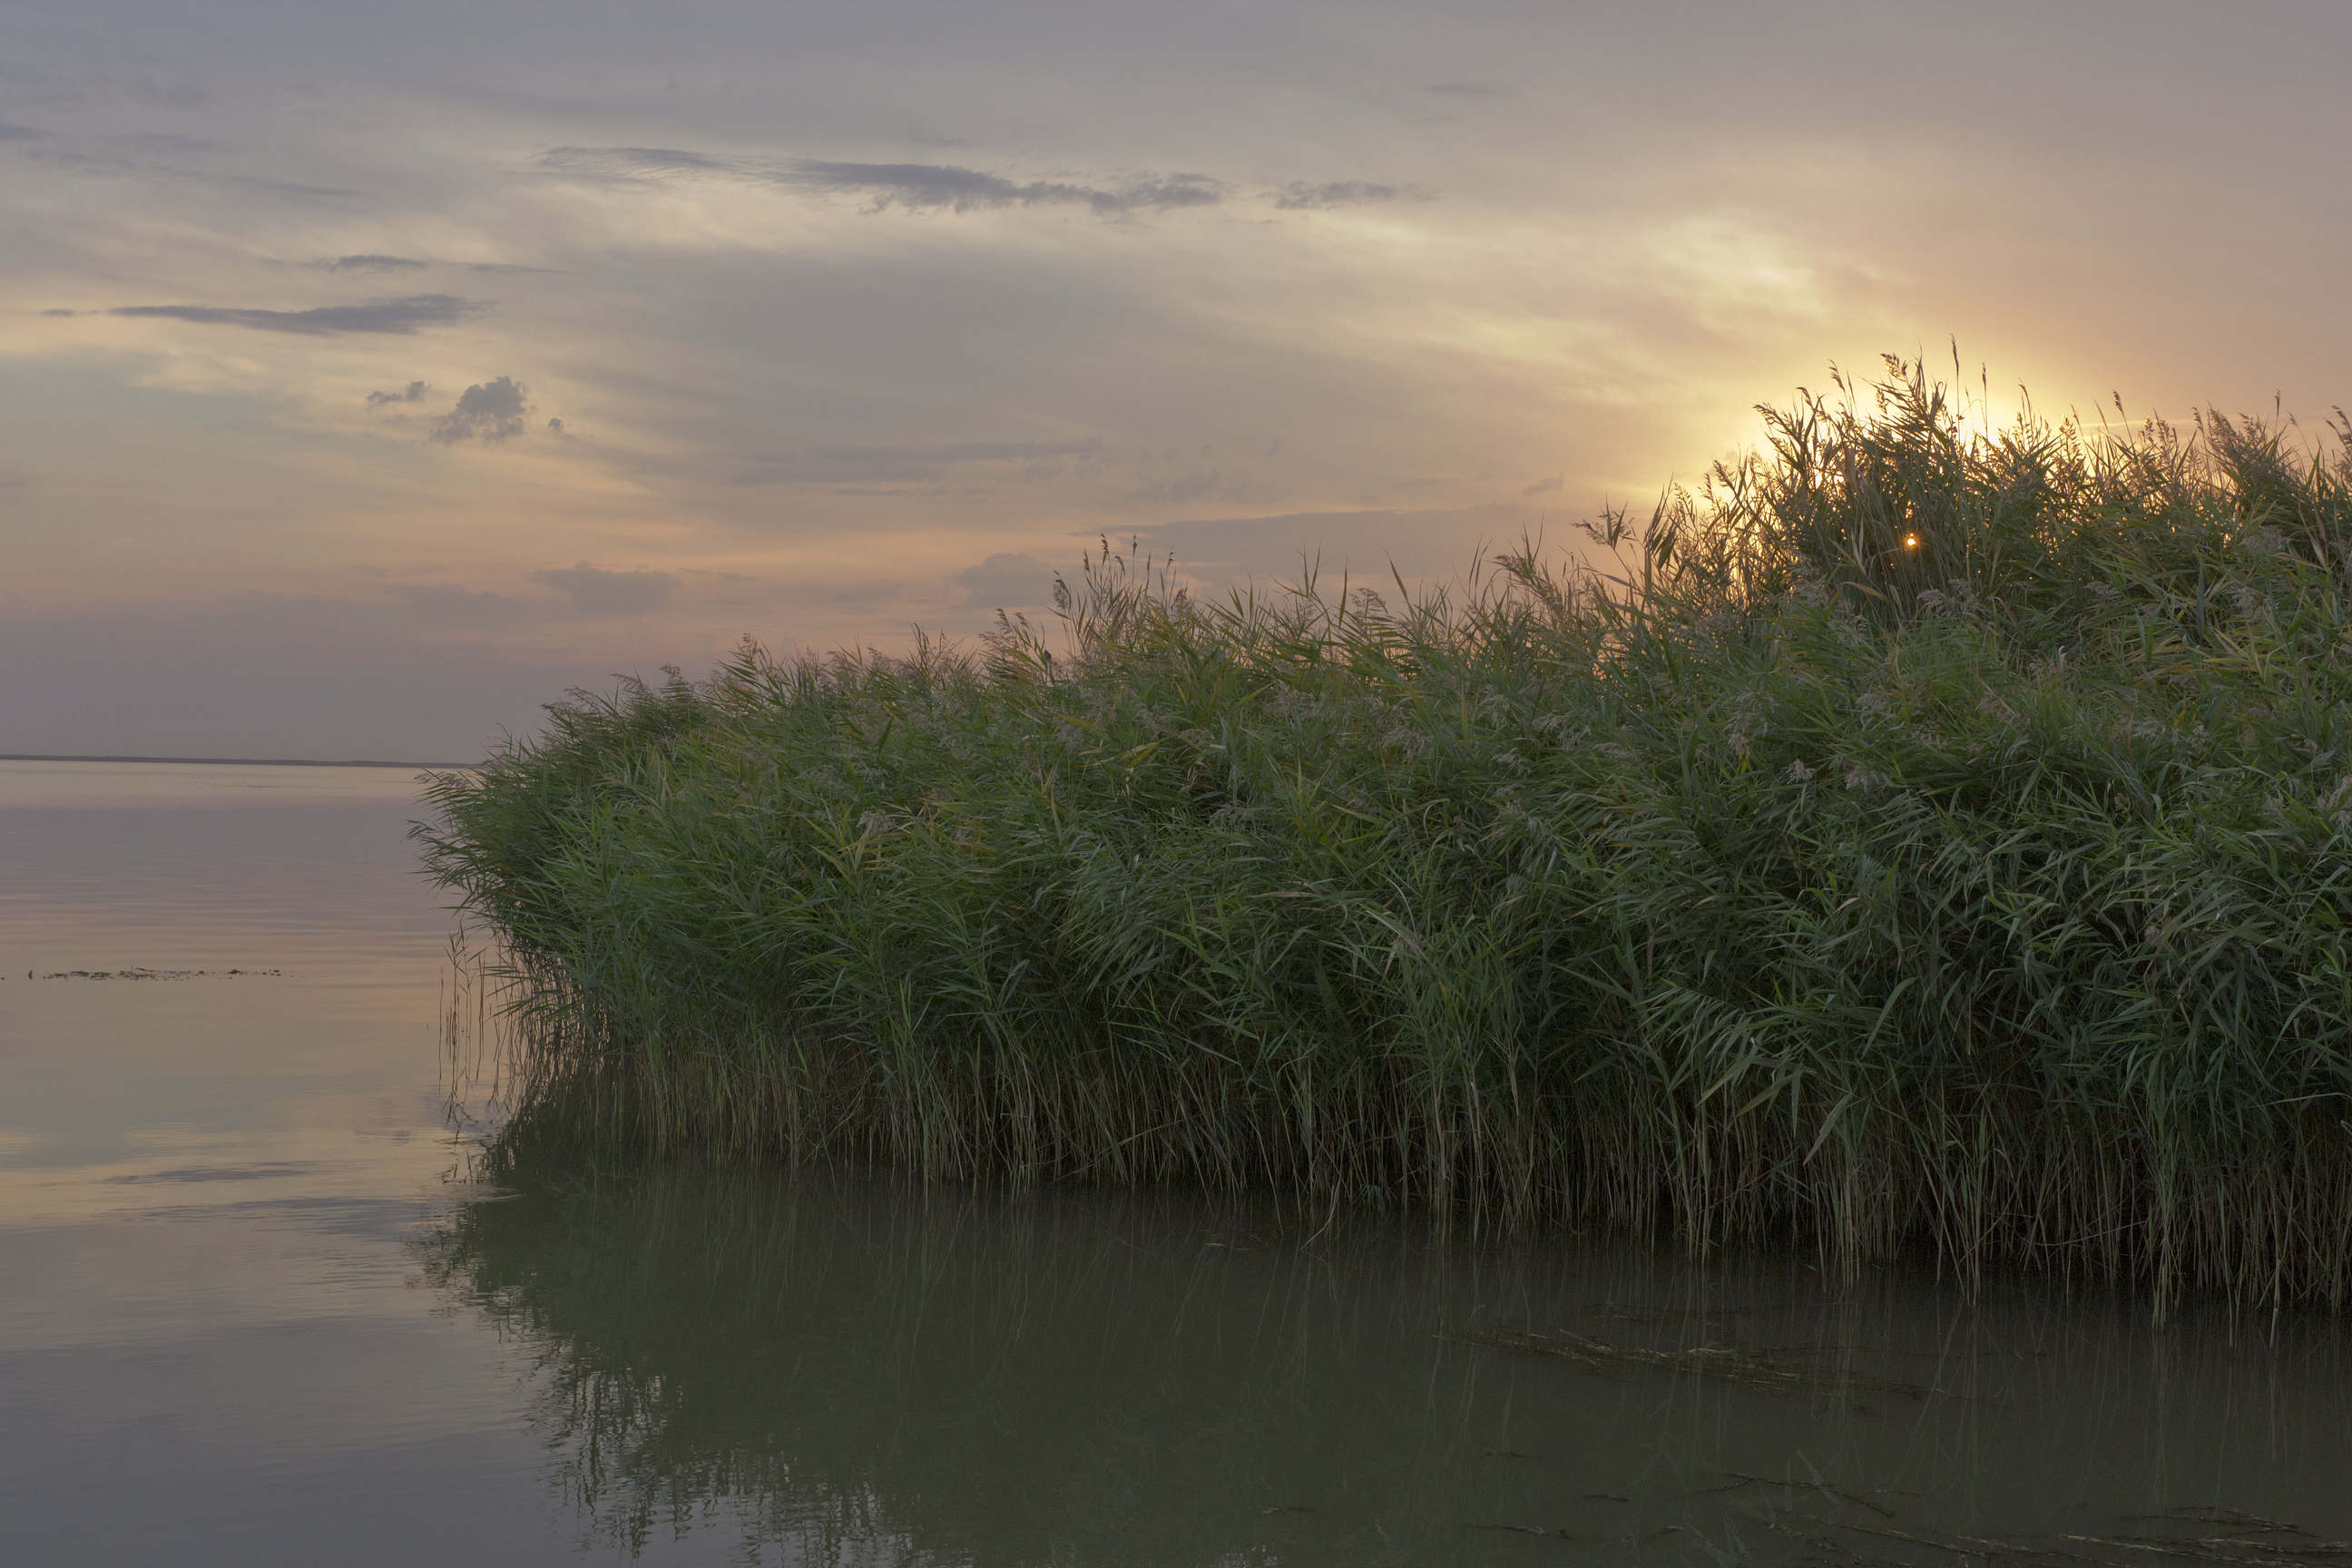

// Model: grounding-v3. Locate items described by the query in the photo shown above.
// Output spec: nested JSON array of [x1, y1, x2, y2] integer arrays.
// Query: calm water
[[3, 759, 2348, 1566]]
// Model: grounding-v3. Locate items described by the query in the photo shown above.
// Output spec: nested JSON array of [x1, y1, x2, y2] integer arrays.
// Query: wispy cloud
[[367, 379, 428, 407], [0, 121, 46, 142], [543, 146, 1223, 214], [792, 159, 1222, 213], [106, 294, 485, 335], [1122, 466, 1251, 508], [26, 141, 359, 200], [311, 253, 429, 273], [1273, 180, 1425, 210]]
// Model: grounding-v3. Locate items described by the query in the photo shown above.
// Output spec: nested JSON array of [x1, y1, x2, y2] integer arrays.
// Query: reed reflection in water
[[419, 1164, 2352, 1566]]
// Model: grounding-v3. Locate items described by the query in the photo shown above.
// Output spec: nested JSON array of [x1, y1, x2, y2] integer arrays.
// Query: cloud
[[27, 140, 361, 200], [791, 160, 1223, 214], [543, 146, 1223, 214], [312, 254, 429, 272], [366, 379, 427, 407], [1425, 81, 1517, 99], [1273, 181, 1422, 210], [1122, 466, 1250, 508], [532, 562, 674, 616], [107, 294, 485, 335], [545, 146, 1430, 220], [954, 552, 1057, 611], [741, 437, 1102, 485], [544, 144, 730, 178], [40, 308, 77, 318], [1519, 476, 1563, 498], [428, 377, 529, 444], [0, 121, 45, 142]]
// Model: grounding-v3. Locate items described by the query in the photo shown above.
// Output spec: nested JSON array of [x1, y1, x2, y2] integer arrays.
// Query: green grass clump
[[420, 358, 2352, 1310]]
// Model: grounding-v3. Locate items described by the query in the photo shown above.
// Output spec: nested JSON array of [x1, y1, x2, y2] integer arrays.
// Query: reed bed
[[418, 358, 2352, 1310]]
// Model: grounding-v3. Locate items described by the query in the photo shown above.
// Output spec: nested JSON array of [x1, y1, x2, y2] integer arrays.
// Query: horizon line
[[0, 752, 481, 770]]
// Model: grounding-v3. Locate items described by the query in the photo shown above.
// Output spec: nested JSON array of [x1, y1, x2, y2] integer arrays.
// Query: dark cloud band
[[790, 159, 1221, 213], [107, 294, 485, 336], [544, 146, 1222, 214], [312, 254, 430, 273]]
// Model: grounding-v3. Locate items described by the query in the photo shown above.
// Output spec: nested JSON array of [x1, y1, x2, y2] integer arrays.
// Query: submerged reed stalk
[[419, 358, 2352, 1311]]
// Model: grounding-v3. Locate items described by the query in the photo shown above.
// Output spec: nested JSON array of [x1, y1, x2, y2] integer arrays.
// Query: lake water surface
[[3, 759, 2348, 1565]]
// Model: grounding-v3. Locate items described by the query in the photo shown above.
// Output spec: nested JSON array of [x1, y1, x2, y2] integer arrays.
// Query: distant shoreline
[[0, 752, 478, 770]]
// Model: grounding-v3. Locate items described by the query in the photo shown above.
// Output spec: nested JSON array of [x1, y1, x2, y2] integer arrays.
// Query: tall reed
[[420, 358, 2352, 1310]]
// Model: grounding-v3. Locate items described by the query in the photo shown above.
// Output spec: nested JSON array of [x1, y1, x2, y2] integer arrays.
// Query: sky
[[3, 0, 2348, 761]]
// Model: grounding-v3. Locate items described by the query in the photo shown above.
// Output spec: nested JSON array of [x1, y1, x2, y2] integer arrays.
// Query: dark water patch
[[416, 1162, 2352, 1566]]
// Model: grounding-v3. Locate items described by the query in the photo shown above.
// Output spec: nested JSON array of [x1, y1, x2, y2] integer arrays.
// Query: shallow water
[[3, 758, 2348, 1566]]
